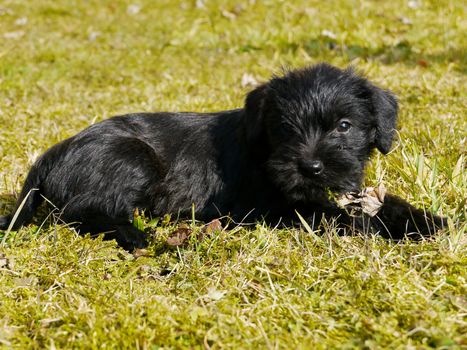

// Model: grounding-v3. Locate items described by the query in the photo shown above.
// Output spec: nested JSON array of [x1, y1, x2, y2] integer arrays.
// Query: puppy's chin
[[286, 184, 330, 204], [280, 179, 360, 205], [267, 159, 364, 205]]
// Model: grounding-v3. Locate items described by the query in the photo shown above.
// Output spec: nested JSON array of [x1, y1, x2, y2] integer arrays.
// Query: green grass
[[0, 0, 466, 348]]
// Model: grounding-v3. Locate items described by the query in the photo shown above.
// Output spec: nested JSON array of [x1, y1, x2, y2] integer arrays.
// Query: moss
[[0, 0, 465, 348]]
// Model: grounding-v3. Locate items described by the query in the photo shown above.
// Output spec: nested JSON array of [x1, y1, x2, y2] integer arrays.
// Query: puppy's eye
[[337, 120, 351, 133]]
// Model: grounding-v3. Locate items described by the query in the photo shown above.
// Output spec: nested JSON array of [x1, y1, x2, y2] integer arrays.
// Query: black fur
[[0, 64, 444, 250]]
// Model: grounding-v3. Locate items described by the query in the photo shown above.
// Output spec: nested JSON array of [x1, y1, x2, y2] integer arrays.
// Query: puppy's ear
[[243, 83, 269, 142], [371, 87, 398, 154]]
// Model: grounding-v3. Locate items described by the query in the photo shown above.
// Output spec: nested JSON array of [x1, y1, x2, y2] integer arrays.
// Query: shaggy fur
[[0, 63, 444, 250]]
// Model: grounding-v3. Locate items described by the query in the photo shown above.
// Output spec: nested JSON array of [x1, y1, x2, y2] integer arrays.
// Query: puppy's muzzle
[[299, 159, 324, 176]]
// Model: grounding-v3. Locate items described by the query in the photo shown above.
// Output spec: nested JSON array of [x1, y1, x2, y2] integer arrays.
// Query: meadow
[[0, 0, 465, 348]]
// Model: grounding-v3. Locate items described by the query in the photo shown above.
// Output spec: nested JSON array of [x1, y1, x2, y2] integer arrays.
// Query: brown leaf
[[336, 192, 361, 208], [360, 185, 386, 217], [203, 219, 223, 234], [132, 248, 149, 258], [336, 185, 386, 217], [166, 225, 192, 247], [417, 59, 429, 67]]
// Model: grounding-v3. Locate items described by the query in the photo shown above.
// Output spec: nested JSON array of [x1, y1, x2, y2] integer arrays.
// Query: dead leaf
[[203, 219, 223, 234], [360, 185, 386, 217], [336, 185, 386, 217], [336, 192, 361, 208], [132, 248, 149, 258], [417, 59, 429, 67], [166, 220, 223, 247], [166, 225, 192, 246]]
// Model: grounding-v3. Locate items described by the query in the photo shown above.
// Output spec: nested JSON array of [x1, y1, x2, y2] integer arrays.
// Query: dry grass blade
[[1, 188, 38, 245]]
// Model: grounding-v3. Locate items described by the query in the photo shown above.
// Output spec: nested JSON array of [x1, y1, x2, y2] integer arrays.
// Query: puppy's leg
[[301, 198, 444, 240], [60, 196, 147, 251], [79, 220, 148, 251], [369, 194, 445, 240]]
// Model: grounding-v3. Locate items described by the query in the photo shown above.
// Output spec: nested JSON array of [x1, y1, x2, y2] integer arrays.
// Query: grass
[[0, 0, 466, 348]]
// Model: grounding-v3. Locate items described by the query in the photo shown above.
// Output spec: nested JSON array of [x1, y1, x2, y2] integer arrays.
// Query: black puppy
[[0, 64, 444, 250]]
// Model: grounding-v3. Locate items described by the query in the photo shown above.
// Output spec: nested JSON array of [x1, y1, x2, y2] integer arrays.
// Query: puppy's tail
[[0, 140, 68, 231], [0, 164, 45, 231], [0, 215, 10, 230]]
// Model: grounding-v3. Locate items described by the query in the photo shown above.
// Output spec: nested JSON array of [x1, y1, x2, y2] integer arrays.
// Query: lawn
[[0, 0, 466, 348]]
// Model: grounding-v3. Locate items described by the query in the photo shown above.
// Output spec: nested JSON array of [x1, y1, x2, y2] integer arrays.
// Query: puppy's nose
[[300, 159, 324, 176], [310, 160, 324, 175]]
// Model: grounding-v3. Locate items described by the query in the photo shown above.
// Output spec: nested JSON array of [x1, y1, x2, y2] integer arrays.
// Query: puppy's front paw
[[113, 225, 148, 251], [372, 194, 446, 240]]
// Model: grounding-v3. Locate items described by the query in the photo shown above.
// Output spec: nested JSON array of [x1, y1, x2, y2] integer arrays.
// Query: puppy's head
[[243, 63, 398, 203]]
